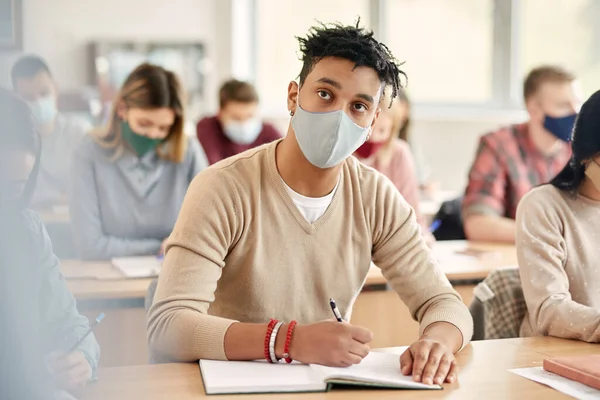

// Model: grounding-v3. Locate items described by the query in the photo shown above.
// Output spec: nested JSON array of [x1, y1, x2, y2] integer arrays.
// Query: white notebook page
[[199, 359, 326, 394], [310, 351, 441, 390]]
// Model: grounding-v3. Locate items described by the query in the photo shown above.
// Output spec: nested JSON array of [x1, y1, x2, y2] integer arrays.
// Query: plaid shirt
[[473, 267, 527, 340], [463, 123, 571, 219]]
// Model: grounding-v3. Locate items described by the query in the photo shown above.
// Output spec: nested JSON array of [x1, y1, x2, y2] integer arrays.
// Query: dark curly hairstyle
[[296, 20, 406, 105]]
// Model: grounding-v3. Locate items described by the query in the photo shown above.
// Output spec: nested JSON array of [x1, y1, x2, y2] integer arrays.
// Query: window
[[255, 0, 371, 114], [520, 0, 600, 100], [385, 0, 494, 104]]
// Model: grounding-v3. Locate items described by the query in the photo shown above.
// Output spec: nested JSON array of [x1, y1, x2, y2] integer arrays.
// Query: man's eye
[[318, 91, 331, 100], [354, 103, 367, 112]]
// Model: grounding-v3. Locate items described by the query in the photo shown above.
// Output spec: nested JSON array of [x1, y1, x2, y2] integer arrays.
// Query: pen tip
[[97, 313, 105, 322]]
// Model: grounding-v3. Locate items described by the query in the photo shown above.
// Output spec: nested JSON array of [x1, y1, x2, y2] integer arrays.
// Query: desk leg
[[352, 284, 476, 348]]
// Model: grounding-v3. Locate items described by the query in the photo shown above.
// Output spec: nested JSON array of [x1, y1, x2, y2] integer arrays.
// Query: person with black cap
[[0, 88, 100, 398]]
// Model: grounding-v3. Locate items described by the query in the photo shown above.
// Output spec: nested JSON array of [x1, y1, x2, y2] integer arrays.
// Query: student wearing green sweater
[[0, 88, 100, 399], [148, 22, 473, 386]]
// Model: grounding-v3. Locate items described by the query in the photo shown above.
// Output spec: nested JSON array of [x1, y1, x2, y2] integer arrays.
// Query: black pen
[[66, 313, 105, 354], [329, 298, 343, 322]]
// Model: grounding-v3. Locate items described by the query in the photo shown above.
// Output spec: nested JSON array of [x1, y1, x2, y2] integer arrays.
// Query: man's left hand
[[400, 338, 458, 385]]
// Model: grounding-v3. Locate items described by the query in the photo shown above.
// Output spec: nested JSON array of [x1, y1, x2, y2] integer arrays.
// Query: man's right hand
[[287, 320, 373, 367]]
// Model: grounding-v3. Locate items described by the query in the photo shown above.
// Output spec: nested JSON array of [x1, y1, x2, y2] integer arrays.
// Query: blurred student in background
[[354, 90, 434, 243], [197, 79, 281, 165], [70, 63, 208, 260], [389, 89, 438, 197], [11, 55, 92, 208], [0, 88, 100, 398], [517, 89, 600, 343], [463, 66, 581, 243]]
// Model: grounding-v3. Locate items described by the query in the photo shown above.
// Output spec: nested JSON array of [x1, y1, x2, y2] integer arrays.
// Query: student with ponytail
[[517, 89, 600, 342]]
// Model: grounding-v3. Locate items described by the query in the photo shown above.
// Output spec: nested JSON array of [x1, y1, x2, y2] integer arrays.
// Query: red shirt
[[196, 116, 282, 165], [463, 123, 571, 220]]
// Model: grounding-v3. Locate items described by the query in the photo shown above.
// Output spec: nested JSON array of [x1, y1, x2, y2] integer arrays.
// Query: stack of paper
[[112, 256, 162, 278]]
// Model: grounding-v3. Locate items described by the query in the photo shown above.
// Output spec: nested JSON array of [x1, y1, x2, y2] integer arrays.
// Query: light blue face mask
[[28, 95, 57, 126], [223, 118, 263, 145], [291, 102, 371, 169]]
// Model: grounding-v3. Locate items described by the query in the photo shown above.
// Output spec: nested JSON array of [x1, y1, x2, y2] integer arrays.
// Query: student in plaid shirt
[[462, 66, 581, 243]]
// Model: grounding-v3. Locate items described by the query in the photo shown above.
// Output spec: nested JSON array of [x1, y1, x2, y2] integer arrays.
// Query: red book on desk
[[543, 355, 600, 390]]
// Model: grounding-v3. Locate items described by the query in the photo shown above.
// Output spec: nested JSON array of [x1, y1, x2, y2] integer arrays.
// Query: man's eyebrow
[[316, 77, 341, 89], [316, 77, 375, 104], [357, 93, 374, 104]]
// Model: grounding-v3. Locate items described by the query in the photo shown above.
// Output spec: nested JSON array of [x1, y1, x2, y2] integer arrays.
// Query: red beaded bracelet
[[283, 320, 297, 364], [264, 319, 278, 363]]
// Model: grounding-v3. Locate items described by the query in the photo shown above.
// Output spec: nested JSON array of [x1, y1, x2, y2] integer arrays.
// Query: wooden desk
[[510, 336, 600, 358], [365, 240, 517, 285], [63, 241, 516, 367], [62, 260, 154, 367], [82, 338, 600, 400]]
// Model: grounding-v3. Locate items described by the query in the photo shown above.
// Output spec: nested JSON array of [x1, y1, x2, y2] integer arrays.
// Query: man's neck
[[527, 121, 563, 157], [275, 131, 341, 198]]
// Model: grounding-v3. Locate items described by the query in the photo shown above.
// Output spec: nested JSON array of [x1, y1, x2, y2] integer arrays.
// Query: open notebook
[[111, 256, 162, 278], [199, 351, 441, 395]]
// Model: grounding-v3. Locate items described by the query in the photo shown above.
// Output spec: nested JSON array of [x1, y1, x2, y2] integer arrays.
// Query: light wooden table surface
[[365, 240, 516, 285], [81, 337, 600, 400], [62, 241, 516, 367], [64, 241, 516, 299]]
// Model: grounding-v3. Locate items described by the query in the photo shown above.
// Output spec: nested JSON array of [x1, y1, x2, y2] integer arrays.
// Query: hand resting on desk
[[46, 351, 92, 396]]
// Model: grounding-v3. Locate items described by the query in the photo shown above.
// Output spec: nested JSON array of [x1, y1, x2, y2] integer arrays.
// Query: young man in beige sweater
[[148, 22, 473, 386]]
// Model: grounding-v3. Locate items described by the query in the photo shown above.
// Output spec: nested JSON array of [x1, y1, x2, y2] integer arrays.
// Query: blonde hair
[[378, 89, 411, 147], [93, 63, 187, 163]]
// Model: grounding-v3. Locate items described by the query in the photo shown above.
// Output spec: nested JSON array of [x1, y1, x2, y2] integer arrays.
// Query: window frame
[[236, 0, 533, 119]]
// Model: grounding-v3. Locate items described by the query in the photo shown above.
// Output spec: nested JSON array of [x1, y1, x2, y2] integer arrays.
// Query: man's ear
[[525, 97, 543, 123], [369, 107, 382, 129], [287, 81, 299, 115]]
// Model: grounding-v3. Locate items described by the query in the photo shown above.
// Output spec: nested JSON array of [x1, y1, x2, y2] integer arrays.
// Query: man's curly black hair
[[296, 20, 406, 104]]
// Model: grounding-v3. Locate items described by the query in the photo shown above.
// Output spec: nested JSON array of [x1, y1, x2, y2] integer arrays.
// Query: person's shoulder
[[387, 138, 413, 158], [17, 209, 44, 239], [60, 113, 93, 135], [480, 124, 522, 146], [517, 185, 567, 217], [73, 132, 111, 161], [194, 140, 276, 184], [196, 115, 219, 130], [346, 155, 398, 195], [260, 121, 283, 139], [74, 132, 99, 153]]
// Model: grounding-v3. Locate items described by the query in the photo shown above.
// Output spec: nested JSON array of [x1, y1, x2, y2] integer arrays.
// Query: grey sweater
[[69, 134, 208, 260]]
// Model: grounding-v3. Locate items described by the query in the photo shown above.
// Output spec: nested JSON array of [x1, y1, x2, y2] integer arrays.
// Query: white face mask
[[223, 118, 262, 145], [291, 101, 371, 169], [27, 95, 57, 126]]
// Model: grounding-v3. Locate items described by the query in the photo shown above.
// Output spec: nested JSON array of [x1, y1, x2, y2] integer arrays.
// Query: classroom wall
[[0, 0, 230, 112], [0, 0, 529, 191]]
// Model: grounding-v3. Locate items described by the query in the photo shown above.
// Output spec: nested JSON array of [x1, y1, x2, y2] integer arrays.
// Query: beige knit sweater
[[517, 184, 600, 342], [147, 140, 473, 362]]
